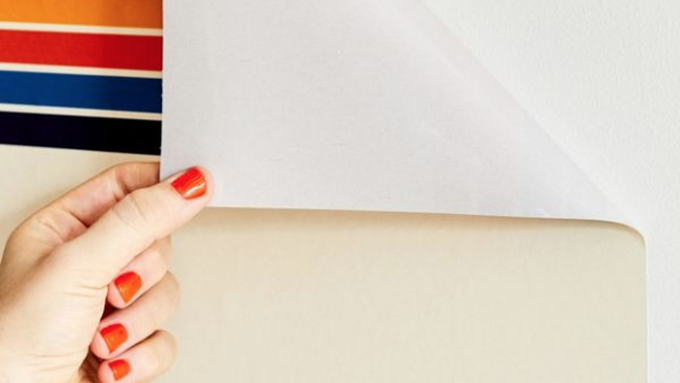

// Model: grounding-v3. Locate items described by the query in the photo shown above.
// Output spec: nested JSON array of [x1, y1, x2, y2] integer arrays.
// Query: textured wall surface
[[420, 0, 679, 380]]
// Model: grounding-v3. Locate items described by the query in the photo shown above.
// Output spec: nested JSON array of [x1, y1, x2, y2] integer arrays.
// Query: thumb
[[50, 167, 212, 288]]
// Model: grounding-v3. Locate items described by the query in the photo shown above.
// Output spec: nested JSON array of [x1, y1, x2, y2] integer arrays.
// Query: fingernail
[[109, 359, 131, 381], [171, 167, 207, 200], [100, 323, 128, 353], [114, 272, 142, 304]]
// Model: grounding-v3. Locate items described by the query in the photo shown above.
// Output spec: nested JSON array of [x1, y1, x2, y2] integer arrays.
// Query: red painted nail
[[109, 359, 131, 381], [100, 323, 128, 353], [171, 167, 207, 200], [114, 272, 142, 304]]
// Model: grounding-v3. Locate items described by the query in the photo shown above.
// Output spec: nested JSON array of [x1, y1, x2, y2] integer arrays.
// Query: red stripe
[[0, 30, 162, 71]]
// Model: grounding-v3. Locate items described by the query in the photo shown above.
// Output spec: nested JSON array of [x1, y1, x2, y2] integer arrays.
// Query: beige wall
[[0, 145, 646, 382]]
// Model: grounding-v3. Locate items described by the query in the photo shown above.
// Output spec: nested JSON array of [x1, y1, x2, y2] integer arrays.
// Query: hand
[[0, 163, 212, 383]]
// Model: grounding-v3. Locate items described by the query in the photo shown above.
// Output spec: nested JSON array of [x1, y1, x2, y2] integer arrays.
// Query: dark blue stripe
[[0, 71, 161, 113], [0, 111, 161, 155]]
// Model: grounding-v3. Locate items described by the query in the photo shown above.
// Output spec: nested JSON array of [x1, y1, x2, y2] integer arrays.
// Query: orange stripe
[[0, 0, 162, 29]]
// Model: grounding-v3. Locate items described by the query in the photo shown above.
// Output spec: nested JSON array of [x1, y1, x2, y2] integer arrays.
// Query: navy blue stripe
[[0, 112, 161, 155], [0, 71, 161, 113]]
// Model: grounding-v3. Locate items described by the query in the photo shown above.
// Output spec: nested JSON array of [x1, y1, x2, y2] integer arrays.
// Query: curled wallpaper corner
[[161, 0, 631, 229]]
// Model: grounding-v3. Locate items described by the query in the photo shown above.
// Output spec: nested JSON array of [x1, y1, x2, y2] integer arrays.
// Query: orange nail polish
[[109, 359, 131, 381], [114, 272, 142, 304], [171, 167, 207, 200], [100, 324, 128, 353]]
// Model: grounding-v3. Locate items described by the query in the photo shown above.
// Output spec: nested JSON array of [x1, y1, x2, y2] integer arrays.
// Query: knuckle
[[143, 332, 176, 374], [159, 237, 173, 261], [108, 162, 160, 198], [126, 191, 152, 224], [111, 190, 158, 236], [155, 332, 178, 371], [110, 201, 142, 236], [147, 245, 169, 272], [137, 275, 180, 327], [165, 273, 182, 308], [145, 343, 164, 373], [6, 225, 28, 248]]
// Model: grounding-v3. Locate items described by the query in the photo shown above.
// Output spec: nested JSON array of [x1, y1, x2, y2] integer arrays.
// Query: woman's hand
[[0, 162, 212, 383]]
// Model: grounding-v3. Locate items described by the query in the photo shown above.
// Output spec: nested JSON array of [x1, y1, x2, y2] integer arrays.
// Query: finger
[[107, 237, 171, 309], [98, 330, 177, 383], [92, 273, 180, 359], [10, 162, 160, 255], [53, 167, 211, 287]]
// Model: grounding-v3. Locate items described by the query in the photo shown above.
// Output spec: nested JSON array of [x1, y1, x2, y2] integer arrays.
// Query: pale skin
[[0, 162, 213, 383]]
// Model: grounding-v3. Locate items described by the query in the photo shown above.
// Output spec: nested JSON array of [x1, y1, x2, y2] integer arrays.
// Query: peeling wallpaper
[[421, 0, 680, 380]]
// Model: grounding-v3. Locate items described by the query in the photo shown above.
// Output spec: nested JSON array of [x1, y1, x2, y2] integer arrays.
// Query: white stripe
[[0, 63, 162, 79], [0, 22, 162, 36], [0, 104, 162, 121]]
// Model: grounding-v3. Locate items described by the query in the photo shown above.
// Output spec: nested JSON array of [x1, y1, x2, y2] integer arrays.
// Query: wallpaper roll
[[161, 0, 630, 227]]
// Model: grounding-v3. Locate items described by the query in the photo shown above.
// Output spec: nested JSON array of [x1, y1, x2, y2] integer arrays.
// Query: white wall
[[420, 0, 680, 380]]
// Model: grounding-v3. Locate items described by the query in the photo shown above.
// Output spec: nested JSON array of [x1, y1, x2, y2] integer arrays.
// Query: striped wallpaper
[[0, 0, 163, 154]]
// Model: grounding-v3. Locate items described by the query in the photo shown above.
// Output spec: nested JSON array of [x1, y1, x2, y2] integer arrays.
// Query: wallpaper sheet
[[161, 0, 632, 227]]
